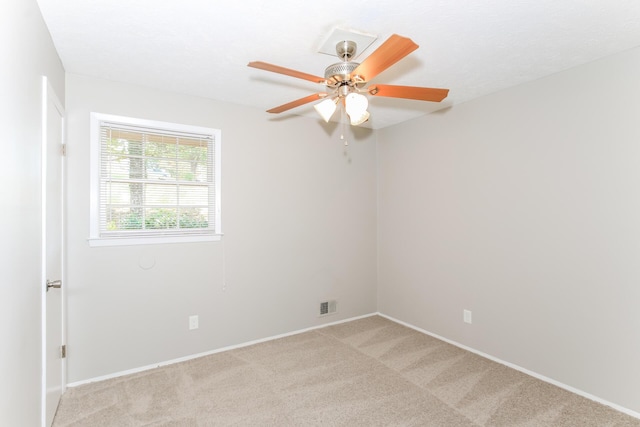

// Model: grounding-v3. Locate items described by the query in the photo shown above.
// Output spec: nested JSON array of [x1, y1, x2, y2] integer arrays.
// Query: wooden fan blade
[[267, 93, 326, 114], [368, 84, 449, 102], [248, 61, 326, 84], [351, 34, 419, 82]]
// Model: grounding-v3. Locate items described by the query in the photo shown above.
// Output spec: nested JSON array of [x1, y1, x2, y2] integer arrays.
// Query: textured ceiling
[[37, 0, 640, 129]]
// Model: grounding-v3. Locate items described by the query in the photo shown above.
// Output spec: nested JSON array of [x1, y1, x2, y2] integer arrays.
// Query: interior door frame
[[41, 75, 66, 427]]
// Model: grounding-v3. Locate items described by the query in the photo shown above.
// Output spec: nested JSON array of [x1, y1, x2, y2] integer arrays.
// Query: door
[[42, 76, 65, 427]]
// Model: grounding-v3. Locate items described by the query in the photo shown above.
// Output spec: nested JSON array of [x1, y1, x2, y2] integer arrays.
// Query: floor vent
[[319, 300, 338, 317]]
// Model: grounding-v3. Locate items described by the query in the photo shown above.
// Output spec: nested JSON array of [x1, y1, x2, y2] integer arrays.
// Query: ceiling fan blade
[[368, 84, 449, 102], [266, 93, 326, 114], [351, 34, 419, 82], [248, 61, 326, 84]]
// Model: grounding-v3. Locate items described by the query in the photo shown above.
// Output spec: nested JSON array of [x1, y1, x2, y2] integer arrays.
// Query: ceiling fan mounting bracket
[[336, 40, 357, 61]]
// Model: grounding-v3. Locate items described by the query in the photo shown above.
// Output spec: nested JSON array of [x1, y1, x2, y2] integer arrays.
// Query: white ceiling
[[37, 0, 640, 129]]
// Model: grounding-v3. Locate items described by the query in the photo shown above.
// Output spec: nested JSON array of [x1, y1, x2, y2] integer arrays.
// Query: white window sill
[[88, 234, 221, 247]]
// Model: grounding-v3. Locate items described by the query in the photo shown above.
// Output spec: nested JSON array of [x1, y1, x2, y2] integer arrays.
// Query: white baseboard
[[66, 312, 378, 388], [377, 312, 640, 421]]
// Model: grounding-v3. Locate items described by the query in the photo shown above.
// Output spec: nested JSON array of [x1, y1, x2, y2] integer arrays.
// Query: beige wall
[[64, 74, 378, 383], [0, 0, 65, 424], [377, 47, 640, 413]]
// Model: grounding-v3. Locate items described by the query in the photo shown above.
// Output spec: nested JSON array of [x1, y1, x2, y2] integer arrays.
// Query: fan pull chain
[[341, 104, 348, 146]]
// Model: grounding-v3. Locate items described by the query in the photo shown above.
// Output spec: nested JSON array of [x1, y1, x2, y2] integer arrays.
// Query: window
[[89, 113, 221, 246]]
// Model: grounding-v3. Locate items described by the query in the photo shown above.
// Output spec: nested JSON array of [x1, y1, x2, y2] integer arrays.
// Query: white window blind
[[90, 113, 221, 245]]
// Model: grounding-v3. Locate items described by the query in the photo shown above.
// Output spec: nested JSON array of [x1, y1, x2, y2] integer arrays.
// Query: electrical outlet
[[189, 315, 199, 330], [463, 309, 472, 324]]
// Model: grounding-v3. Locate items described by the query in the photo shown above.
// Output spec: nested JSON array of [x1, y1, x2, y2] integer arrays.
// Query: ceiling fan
[[248, 34, 449, 126]]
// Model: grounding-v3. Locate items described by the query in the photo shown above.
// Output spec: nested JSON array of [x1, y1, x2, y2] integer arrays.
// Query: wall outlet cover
[[189, 315, 199, 330], [463, 309, 472, 324]]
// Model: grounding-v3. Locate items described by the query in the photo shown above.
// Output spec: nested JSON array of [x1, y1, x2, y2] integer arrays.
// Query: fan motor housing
[[324, 62, 364, 88], [323, 40, 366, 89]]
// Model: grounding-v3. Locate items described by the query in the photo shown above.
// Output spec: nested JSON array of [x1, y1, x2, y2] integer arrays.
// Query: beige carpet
[[53, 315, 640, 426]]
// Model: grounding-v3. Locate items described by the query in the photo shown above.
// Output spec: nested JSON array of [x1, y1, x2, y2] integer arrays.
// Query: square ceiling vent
[[317, 28, 377, 60]]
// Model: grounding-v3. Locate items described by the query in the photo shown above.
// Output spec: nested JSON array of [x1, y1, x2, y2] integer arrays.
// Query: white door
[[42, 76, 65, 427]]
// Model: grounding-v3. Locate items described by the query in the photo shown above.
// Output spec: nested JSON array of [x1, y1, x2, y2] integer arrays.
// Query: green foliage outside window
[[107, 208, 208, 231]]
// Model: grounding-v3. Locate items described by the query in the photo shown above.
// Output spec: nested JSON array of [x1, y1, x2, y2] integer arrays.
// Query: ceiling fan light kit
[[248, 33, 449, 128]]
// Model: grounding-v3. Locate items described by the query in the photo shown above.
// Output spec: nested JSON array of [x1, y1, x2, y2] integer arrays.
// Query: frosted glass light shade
[[345, 93, 369, 126], [314, 99, 337, 122]]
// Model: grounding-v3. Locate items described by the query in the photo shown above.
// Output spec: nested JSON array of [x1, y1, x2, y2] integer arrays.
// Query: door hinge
[[61, 144, 67, 156], [61, 345, 66, 359]]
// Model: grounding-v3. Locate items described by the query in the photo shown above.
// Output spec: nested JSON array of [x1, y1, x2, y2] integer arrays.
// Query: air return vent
[[319, 300, 338, 317]]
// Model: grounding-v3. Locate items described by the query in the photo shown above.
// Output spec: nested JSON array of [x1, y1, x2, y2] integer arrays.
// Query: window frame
[[88, 112, 222, 247]]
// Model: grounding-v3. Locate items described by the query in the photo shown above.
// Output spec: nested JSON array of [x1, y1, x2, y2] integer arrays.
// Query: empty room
[[2, 0, 640, 425]]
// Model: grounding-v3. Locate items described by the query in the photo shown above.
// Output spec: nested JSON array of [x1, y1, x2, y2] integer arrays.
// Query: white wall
[[0, 0, 65, 425], [65, 74, 377, 383], [377, 47, 640, 414]]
